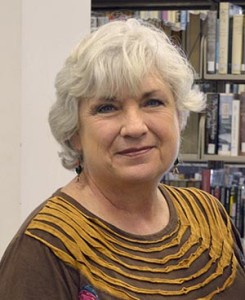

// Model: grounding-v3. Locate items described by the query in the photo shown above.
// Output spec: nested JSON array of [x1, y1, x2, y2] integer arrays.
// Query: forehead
[[140, 74, 172, 94], [94, 73, 174, 101]]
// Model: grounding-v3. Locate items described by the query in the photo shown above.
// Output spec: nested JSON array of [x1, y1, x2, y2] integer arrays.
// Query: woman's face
[[75, 74, 181, 185]]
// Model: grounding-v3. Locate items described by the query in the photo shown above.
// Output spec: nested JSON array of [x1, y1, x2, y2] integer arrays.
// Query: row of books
[[91, 9, 205, 30], [92, 3, 245, 76], [201, 167, 245, 238], [91, 9, 206, 75], [206, 2, 245, 75], [163, 164, 245, 238], [205, 91, 245, 157]]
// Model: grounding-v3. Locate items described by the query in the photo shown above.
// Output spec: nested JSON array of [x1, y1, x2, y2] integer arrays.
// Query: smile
[[117, 146, 154, 157]]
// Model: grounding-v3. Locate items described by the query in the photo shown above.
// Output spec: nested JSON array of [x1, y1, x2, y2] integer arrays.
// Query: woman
[[0, 19, 244, 300]]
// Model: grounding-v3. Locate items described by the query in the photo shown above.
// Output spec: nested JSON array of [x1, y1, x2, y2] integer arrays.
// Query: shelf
[[203, 39, 245, 82], [92, 0, 218, 10], [92, 0, 245, 10], [204, 74, 245, 81], [180, 154, 201, 162], [202, 154, 245, 164], [91, 3, 245, 168], [181, 155, 245, 165]]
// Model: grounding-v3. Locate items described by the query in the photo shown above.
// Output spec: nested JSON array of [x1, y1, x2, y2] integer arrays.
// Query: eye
[[96, 104, 118, 114], [144, 99, 164, 107]]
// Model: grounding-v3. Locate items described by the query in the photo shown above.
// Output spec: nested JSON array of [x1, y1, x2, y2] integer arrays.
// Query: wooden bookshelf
[[92, 0, 245, 10], [92, 0, 218, 10], [91, 1, 245, 167], [203, 39, 245, 81]]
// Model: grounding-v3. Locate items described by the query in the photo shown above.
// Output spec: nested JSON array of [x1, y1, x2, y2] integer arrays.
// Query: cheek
[[83, 121, 119, 151], [155, 113, 180, 139]]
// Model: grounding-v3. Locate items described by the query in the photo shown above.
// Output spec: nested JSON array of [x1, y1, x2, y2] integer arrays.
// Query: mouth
[[117, 146, 154, 157]]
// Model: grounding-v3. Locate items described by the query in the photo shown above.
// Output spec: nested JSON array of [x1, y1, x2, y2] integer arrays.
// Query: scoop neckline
[[53, 184, 179, 241]]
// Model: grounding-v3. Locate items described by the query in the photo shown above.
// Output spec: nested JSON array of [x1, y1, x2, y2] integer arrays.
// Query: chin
[[115, 166, 164, 185]]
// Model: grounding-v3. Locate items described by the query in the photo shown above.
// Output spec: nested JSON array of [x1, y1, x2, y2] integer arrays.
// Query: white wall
[[0, 0, 21, 257], [0, 0, 91, 258]]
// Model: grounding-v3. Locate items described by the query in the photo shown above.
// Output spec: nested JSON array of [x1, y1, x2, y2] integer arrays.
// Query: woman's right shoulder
[[0, 192, 80, 300]]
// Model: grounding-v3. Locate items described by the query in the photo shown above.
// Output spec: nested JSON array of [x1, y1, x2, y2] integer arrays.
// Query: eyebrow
[[97, 97, 117, 102], [95, 89, 168, 103]]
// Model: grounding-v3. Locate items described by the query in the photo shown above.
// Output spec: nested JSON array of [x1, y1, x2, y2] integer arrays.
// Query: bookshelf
[[91, 0, 245, 166], [92, 1, 217, 10], [92, 0, 245, 10], [203, 39, 245, 81]]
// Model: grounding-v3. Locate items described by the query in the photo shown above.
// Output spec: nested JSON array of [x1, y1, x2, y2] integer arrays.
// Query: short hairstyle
[[49, 18, 205, 170]]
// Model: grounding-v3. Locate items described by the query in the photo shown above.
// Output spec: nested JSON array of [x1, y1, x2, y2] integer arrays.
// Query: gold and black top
[[21, 184, 245, 300]]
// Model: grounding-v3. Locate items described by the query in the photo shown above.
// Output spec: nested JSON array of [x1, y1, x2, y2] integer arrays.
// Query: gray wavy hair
[[49, 18, 205, 170]]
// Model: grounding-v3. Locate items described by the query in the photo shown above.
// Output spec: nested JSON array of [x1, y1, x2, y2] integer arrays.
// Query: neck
[[83, 170, 161, 212], [63, 171, 169, 235]]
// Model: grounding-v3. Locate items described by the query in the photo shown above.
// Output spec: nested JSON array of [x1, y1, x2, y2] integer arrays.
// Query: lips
[[117, 146, 154, 156]]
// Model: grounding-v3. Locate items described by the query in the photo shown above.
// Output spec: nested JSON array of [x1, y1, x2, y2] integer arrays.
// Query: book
[[205, 93, 220, 154], [231, 95, 240, 156], [240, 92, 245, 155], [206, 10, 217, 73], [231, 14, 244, 74], [201, 169, 211, 193], [218, 2, 242, 74], [224, 186, 231, 214], [229, 184, 238, 224], [220, 186, 226, 207], [242, 15, 245, 74], [215, 19, 220, 72], [180, 10, 188, 31], [218, 93, 233, 156], [186, 12, 202, 75], [236, 185, 243, 234], [181, 112, 200, 155]]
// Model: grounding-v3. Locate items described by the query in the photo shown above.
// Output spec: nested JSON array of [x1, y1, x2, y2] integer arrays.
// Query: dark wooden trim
[[92, 1, 217, 10], [92, 0, 245, 10]]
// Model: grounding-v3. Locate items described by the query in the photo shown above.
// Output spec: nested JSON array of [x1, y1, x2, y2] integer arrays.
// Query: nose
[[120, 109, 148, 138]]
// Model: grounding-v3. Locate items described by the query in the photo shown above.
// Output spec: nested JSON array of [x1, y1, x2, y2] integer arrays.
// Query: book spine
[[235, 186, 242, 234], [220, 186, 226, 207], [242, 15, 245, 74], [218, 2, 230, 74], [215, 19, 220, 72], [231, 97, 240, 156], [218, 93, 233, 156], [206, 10, 217, 73], [186, 12, 201, 75], [161, 10, 168, 22], [230, 185, 238, 225], [201, 169, 211, 193], [231, 14, 244, 74], [180, 10, 188, 31], [205, 93, 220, 154], [240, 92, 245, 155], [241, 192, 245, 239], [225, 186, 231, 213]]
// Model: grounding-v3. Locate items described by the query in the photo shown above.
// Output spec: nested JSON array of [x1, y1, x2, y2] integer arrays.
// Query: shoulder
[[160, 183, 225, 215], [160, 184, 245, 268], [160, 184, 232, 241], [0, 194, 80, 299]]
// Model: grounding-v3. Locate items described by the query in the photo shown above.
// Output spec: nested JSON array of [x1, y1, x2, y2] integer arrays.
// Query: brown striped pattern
[[25, 185, 237, 299]]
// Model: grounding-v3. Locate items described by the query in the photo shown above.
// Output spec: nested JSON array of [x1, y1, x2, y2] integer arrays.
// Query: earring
[[172, 158, 179, 174], [75, 161, 82, 182]]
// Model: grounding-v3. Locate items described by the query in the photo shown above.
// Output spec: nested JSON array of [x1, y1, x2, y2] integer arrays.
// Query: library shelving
[[91, 0, 245, 165]]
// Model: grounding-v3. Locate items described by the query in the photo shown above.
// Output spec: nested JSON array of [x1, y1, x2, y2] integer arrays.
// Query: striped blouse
[[23, 184, 245, 299]]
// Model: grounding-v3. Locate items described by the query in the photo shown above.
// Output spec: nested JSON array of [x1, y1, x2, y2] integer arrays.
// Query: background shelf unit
[[92, 1, 245, 167], [92, 0, 245, 10]]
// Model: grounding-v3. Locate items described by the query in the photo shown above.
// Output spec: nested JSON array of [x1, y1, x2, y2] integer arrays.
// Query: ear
[[70, 132, 82, 151]]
